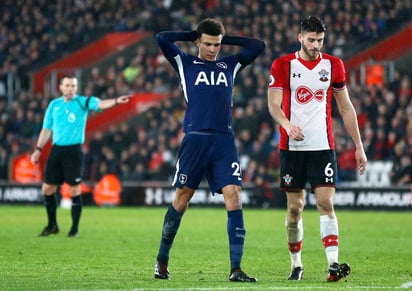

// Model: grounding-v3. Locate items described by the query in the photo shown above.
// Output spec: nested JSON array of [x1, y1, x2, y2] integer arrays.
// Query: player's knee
[[222, 186, 242, 210], [173, 200, 189, 212], [316, 198, 333, 213], [173, 187, 194, 211], [288, 194, 304, 209], [42, 183, 57, 195], [288, 204, 303, 218], [69, 187, 81, 197]]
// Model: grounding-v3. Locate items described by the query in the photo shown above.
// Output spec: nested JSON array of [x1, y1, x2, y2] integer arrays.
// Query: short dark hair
[[60, 74, 76, 84], [300, 16, 326, 33], [196, 18, 225, 37]]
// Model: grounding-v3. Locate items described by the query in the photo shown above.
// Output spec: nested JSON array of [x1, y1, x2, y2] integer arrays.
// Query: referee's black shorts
[[44, 144, 83, 186]]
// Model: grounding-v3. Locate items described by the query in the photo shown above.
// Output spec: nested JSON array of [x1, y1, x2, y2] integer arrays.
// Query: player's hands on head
[[190, 30, 199, 41]]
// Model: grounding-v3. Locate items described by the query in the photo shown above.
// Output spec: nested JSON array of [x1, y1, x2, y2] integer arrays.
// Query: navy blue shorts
[[44, 144, 83, 186], [172, 132, 242, 194], [279, 149, 337, 192]]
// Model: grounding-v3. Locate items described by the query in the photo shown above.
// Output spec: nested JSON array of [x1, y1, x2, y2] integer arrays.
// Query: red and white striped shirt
[[268, 52, 346, 151]]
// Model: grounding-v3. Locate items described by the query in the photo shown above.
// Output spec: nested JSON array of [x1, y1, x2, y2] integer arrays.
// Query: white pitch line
[[127, 286, 408, 291], [401, 281, 412, 288]]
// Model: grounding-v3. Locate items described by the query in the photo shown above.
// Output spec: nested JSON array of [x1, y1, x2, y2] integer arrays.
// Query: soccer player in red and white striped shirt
[[267, 16, 367, 282]]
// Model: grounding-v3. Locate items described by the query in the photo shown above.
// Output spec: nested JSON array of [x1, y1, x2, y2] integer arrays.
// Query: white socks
[[320, 215, 339, 265], [286, 218, 303, 268]]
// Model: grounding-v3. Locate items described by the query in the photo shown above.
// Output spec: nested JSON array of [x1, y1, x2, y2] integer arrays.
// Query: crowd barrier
[[0, 181, 411, 210]]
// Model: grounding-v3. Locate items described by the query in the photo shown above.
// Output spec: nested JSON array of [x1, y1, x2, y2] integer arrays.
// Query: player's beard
[[301, 42, 319, 60]]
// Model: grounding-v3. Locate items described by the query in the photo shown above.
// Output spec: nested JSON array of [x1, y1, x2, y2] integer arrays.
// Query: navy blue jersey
[[156, 31, 265, 134]]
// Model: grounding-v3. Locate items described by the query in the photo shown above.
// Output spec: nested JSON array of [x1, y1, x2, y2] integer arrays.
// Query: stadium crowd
[[0, 0, 411, 192]]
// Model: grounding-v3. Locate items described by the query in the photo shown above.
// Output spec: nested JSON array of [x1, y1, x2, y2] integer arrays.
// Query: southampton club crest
[[318, 69, 329, 82], [283, 174, 293, 186]]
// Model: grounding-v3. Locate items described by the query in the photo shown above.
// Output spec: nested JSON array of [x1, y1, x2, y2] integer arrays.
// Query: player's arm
[[221, 35, 265, 65], [31, 128, 52, 164], [334, 88, 367, 175], [267, 58, 304, 141], [97, 95, 132, 110], [155, 31, 198, 68], [267, 88, 304, 141]]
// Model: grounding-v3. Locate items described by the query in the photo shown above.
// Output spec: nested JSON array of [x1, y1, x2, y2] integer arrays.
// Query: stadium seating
[[0, 1, 411, 188]]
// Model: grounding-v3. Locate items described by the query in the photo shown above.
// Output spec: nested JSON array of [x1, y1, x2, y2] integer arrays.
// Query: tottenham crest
[[179, 174, 187, 184], [216, 62, 227, 69]]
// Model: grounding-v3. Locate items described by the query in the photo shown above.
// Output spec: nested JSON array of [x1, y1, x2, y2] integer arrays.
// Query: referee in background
[[31, 74, 131, 237]]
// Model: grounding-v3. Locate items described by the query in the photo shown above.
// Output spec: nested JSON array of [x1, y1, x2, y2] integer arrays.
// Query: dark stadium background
[[0, 0, 411, 209]]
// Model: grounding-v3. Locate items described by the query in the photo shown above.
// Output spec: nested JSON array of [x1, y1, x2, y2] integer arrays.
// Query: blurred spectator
[[124, 162, 149, 181], [391, 156, 412, 185], [123, 58, 143, 85], [250, 173, 273, 208], [0, 147, 8, 180], [337, 143, 357, 182], [365, 58, 384, 87], [0, 0, 411, 189]]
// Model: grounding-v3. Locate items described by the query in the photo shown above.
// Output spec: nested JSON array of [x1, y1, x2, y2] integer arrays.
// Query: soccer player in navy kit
[[31, 75, 131, 237], [154, 18, 265, 282], [267, 16, 367, 281]]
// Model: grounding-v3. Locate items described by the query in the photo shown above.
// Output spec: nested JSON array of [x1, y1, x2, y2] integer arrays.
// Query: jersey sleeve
[[155, 31, 198, 71], [75, 95, 101, 112], [268, 57, 288, 90], [87, 96, 101, 111], [42, 101, 54, 130], [332, 57, 346, 91]]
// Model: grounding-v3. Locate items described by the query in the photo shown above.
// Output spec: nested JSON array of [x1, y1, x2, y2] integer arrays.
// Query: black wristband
[[115, 98, 118, 105], [36, 146, 42, 152]]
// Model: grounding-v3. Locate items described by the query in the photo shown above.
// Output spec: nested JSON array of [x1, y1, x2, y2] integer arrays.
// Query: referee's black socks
[[70, 195, 82, 232], [44, 194, 57, 227]]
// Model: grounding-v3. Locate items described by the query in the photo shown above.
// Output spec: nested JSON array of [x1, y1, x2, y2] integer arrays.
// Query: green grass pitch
[[0, 205, 411, 290]]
